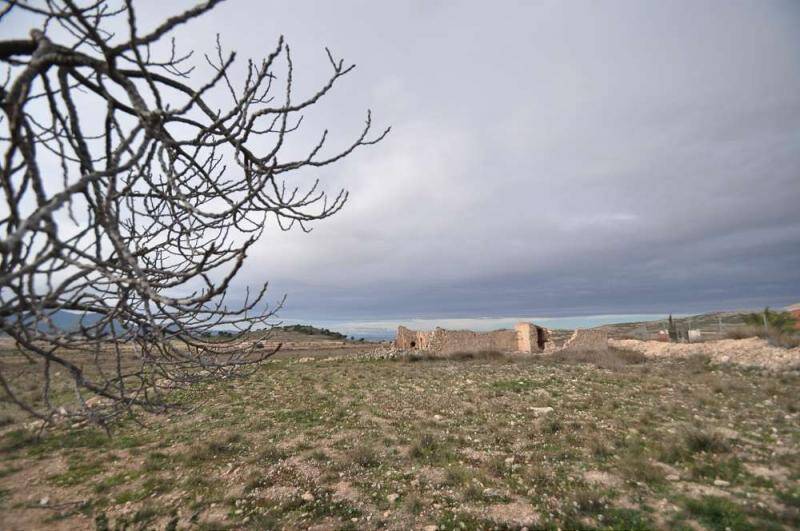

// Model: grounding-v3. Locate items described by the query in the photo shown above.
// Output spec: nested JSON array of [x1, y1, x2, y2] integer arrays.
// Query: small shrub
[[184, 432, 247, 465], [725, 324, 800, 349], [777, 486, 800, 509], [409, 432, 453, 463], [485, 455, 508, 478], [349, 444, 380, 468], [404, 494, 423, 515], [725, 325, 762, 340], [444, 465, 470, 486], [685, 429, 729, 454], [684, 354, 713, 373], [690, 456, 742, 482], [742, 308, 797, 334], [543, 417, 562, 434], [590, 438, 613, 459], [618, 454, 664, 484], [401, 350, 507, 363], [143, 451, 172, 471], [767, 330, 800, 349]]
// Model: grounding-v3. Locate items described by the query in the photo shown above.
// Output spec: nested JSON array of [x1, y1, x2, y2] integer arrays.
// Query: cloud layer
[[5, 1, 799, 320]]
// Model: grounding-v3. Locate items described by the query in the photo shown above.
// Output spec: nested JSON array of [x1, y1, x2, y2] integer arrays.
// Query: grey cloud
[[5, 1, 799, 321]]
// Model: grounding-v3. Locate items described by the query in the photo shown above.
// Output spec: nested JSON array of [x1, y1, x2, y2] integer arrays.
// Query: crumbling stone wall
[[395, 322, 554, 354], [561, 329, 608, 352], [395, 326, 434, 350], [427, 328, 518, 354], [395, 326, 418, 349]]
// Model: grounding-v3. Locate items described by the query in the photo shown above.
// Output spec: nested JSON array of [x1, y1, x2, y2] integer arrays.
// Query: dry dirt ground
[[0, 345, 798, 530]]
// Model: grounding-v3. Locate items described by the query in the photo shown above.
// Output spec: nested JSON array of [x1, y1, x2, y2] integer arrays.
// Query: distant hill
[[214, 324, 362, 342], [597, 311, 750, 340], [2, 309, 104, 333]]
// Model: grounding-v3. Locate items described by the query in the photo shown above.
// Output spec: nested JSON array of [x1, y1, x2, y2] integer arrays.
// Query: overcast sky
[[7, 1, 800, 321]]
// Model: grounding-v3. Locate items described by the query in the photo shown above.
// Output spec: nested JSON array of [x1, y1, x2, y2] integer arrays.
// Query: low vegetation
[[0, 348, 798, 530], [725, 325, 800, 349]]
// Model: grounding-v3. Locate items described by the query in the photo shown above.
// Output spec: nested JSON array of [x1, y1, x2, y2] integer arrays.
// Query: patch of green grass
[[777, 485, 800, 509], [48, 458, 105, 487], [0, 429, 37, 453], [689, 456, 743, 482], [436, 510, 498, 530], [143, 451, 173, 471], [114, 477, 172, 504], [600, 508, 654, 530], [0, 465, 21, 479], [273, 407, 325, 427], [684, 496, 754, 531], [182, 432, 247, 466], [490, 378, 540, 393], [253, 445, 288, 464], [93, 471, 139, 494], [111, 433, 152, 450]]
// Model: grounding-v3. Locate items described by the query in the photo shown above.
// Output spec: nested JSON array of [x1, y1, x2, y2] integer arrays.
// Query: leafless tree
[[0, 0, 388, 428]]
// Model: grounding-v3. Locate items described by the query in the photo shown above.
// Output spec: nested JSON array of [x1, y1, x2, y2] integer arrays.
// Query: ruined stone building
[[395, 322, 555, 354], [394, 322, 607, 355]]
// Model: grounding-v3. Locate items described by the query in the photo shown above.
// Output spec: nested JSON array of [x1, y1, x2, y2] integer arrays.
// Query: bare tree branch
[[0, 0, 389, 428]]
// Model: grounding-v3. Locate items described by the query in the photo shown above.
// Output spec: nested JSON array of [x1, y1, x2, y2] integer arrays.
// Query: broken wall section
[[561, 329, 608, 352], [427, 328, 518, 355], [514, 323, 555, 353]]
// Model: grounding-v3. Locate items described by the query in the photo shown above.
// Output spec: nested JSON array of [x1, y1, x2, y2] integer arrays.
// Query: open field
[[0, 345, 799, 530]]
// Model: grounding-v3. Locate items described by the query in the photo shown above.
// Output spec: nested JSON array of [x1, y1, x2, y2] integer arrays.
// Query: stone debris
[[610, 337, 800, 370]]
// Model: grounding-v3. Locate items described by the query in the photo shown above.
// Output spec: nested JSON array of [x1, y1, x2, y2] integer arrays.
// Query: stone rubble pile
[[610, 337, 800, 370], [357, 346, 410, 360]]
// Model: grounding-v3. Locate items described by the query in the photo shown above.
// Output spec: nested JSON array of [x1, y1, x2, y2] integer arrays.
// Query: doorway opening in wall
[[536, 327, 545, 350], [410, 341, 416, 348]]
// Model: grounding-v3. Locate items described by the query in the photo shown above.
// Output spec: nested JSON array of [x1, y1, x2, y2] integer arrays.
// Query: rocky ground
[[0, 344, 798, 530]]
